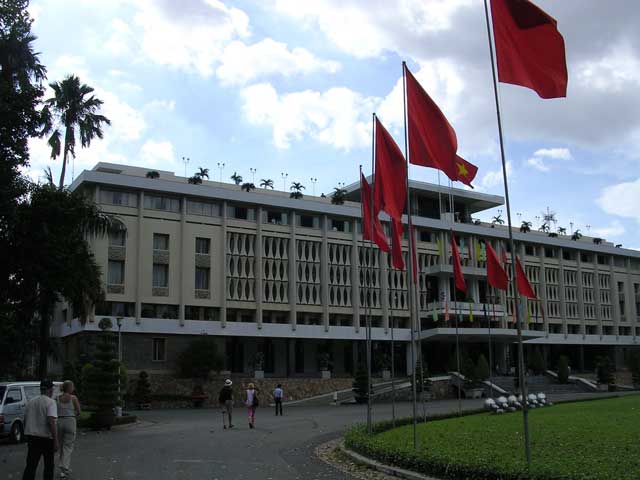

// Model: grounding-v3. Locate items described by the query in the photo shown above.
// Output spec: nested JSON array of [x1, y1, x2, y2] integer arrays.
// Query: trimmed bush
[[595, 356, 615, 385], [352, 364, 369, 403], [82, 331, 120, 428], [475, 354, 490, 382], [529, 348, 546, 375], [629, 351, 640, 387], [134, 371, 151, 406], [557, 355, 570, 384]]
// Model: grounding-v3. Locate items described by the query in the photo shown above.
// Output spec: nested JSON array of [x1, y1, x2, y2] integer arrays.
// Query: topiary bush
[[134, 371, 152, 407], [558, 355, 570, 384], [352, 364, 369, 403], [528, 348, 546, 375], [595, 355, 615, 385], [475, 354, 490, 382], [176, 337, 223, 379], [413, 358, 428, 393], [83, 330, 120, 428]]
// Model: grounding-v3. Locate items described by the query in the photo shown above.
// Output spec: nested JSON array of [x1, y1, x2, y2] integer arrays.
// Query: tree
[[557, 227, 567, 235], [134, 371, 152, 407], [177, 337, 223, 379], [188, 175, 202, 185], [290, 182, 305, 199], [528, 349, 546, 375], [520, 221, 532, 233], [413, 358, 428, 393], [475, 354, 490, 382], [230, 172, 243, 185], [145, 170, 159, 179], [461, 355, 477, 384], [595, 355, 615, 385], [629, 351, 640, 387], [352, 364, 369, 403], [40, 75, 111, 189], [557, 355, 570, 384], [491, 214, 504, 226], [13, 185, 124, 376], [593, 237, 603, 245], [83, 324, 120, 428], [538, 223, 550, 233], [260, 178, 274, 189], [241, 182, 255, 192], [331, 187, 347, 205], [197, 167, 209, 180], [571, 229, 582, 241]]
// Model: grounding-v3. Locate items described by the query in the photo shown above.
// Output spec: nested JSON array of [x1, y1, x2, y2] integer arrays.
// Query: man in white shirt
[[22, 379, 58, 480], [273, 384, 284, 416]]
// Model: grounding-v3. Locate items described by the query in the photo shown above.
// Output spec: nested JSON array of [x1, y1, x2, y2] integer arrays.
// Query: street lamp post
[[281, 172, 288, 191], [116, 316, 123, 417], [217, 162, 225, 182], [182, 156, 190, 178], [250, 168, 257, 183], [310, 177, 318, 196]]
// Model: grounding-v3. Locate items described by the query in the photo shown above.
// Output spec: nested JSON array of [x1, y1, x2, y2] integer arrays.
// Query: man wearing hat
[[218, 379, 234, 429], [22, 379, 59, 480]]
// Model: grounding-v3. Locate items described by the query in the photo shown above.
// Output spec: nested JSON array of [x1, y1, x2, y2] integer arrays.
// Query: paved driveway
[[0, 393, 620, 479]]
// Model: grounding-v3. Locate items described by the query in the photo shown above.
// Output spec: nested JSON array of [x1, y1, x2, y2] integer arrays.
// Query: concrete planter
[[463, 387, 484, 399], [382, 369, 391, 381], [254, 370, 265, 379], [321, 369, 331, 380]]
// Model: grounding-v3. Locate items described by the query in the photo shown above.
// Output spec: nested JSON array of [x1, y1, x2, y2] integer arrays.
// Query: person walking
[[218, 379, 234, 429], [22, 379, 58, 480], [56, 381, 81, 478], [245, 383, 259, 429], [273, 384, 283, 416]]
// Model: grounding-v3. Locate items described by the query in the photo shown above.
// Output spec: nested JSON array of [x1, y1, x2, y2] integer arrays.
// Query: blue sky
[[26, 0, 640, 248]]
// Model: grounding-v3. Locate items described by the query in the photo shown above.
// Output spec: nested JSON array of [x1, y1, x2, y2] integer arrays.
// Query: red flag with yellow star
[[405, 64, 478, 188]]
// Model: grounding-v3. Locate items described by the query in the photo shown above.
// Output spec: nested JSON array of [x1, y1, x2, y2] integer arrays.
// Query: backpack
[[252, 391, 259, 407]]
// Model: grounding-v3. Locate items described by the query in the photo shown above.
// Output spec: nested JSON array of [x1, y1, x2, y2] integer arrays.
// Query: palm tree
[[557, 227, 567, 235], [571, 229, 582, 241], [40, 75, 111, 189], [331, 187, 347, 205], [197, 167, 209, 180], [241, 182, 255, 192], [520, 221, 532, 233], [538, 223, 550, 233], [260, 178, 274, 189], [146, 171, 159, 179], [230, 172, 243, 185], [491, 214, 504, 227], [188, 175, 202, 185], [290, 182, 305, 199]]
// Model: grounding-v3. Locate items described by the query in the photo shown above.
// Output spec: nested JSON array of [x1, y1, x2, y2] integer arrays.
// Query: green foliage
[[82, 331, 120, 421], [134, 371, 152, 405], [461, 355, 477, 384], [557, 355, 570, 384], [413, 358, 428, 393], [595, 355, 615, 385], [629, 351, 640, 387], [352, 364, 369, 403], [528, 348, 546, 375], [345, 396, 640, 480], [176, 337, 223, 379], [330, 187, 347, 205], [475, 354, 490, 382]]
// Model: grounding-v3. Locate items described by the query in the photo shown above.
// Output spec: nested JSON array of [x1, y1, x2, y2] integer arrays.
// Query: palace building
[[53, 162, 640, 377]]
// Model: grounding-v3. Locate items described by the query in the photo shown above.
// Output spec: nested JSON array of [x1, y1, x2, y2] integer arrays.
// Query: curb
[[339, 442, 440, 480]]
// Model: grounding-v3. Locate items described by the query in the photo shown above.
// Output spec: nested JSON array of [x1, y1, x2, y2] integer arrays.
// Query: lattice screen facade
[[387, 252, 408, 311], [358, 247, 381, 309], [262, 236, 289, 304], [226, 232, 256, 301], [328, 243, 352, 307], [296, 239, 321, 305]]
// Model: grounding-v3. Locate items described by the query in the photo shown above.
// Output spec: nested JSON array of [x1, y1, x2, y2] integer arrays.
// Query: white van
[[0, 381, 62, 443]]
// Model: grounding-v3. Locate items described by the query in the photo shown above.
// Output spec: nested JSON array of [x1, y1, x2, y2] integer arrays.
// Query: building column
[[351, 225, 360, 332], [135, 191, 144, 324], [538, 244, 549, 333], [558, 248, 568, 336], [576, 250, 585, 335], [610, 257, 620, 335], [256, 207, 263, 329], [593, 252, 602, 335], [381, 250, 389, 332], [220, 201, 228, 328], [321, 215, 330, 332], [289, 212, 297, 330], [179, 196, 186, 327]]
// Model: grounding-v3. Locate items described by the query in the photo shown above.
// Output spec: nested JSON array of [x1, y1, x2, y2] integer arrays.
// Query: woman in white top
[[245, 383, 259, 429], [56, 380, 81, 478]]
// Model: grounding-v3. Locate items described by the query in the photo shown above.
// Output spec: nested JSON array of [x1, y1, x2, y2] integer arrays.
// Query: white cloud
[[139, 140, 176, 168], [591, 220, 626, 239], [525, 147, 572, 171], [97, 89, 146, 141], [575, 43, 640, 92], [597, 178, 640, 222], [241, 82, 375, 150], [144, 99, 176, 112], [526, 157, 549, 172], [216, 39, 340, 85], [104, 18, 134, 57], [480, 161, 511, 190]]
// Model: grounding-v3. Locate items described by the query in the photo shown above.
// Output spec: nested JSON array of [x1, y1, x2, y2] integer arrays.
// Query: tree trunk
[[58, 126, 72, 189]]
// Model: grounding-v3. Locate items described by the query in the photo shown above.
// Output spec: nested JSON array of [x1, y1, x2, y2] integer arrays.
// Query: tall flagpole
[[483, 0, 530, 465], [414, 228, 426, 422], [366, 115, 376, 435], [402, 61, 418, 450], [488, 287, 495, 398], [448, 188, 462, 416], [390, 294, 396, 428]]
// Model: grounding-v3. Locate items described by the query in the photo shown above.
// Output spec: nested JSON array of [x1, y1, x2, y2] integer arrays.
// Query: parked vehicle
[[0, 381, 62, 443]]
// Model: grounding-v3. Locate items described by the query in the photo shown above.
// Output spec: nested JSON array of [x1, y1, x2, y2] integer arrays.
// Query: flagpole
[[483, 0, 530, 465], [414, 230, 426, 422], [489, 286, 495, 398], [447, 182, 462, 416], [367, 115, 376, 435], [390, 293, 396, 428], [402, 61, 418, 450]]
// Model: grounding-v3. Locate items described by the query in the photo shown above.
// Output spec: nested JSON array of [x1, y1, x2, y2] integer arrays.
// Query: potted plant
[[253, 352, 265, 379], [241, 182, 256, 192], [595, 355, 616, 391], [191, 385, 208, 407], [289, 182, 305, 199], [352, 365, 369, 404], [134, 371, 152, 410], [520, 221, 532, 233], [318, 352, 331, 379], [378, 353, 392, 381]]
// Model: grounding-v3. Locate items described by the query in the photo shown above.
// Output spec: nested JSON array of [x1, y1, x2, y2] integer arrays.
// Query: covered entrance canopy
[[419, 327, 547, 343]]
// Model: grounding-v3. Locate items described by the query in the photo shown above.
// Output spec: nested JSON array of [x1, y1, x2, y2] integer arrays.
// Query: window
[[100, 189, 137, 207], [330, 218, 349, 232], [195, 267, 210, 290], [525, 245, 536, 256], [562, 250, 576, 261], [153, 233, 169, 251], [153, 264, 168, 287], [144, 194, 180, 212], [597, 255, 609, 265], [187, 199, 219, 217], [264, 210, 288, 225], [24, 386, 40, 400], [152, 338, 166, 362], [580, 252, 592, 263], [298, 215, 318, 228], [544, 248, 556, 258], [195, 237, 210, 254], [228, 205, 255, 221], [108, 260, 125, 285], [109, 230, 126, 246], [419, 230, 432, 242], [5, 388, 22, 404]]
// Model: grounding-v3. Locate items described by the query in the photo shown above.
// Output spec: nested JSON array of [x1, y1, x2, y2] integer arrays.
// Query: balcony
[[423, 264, 487, 278]]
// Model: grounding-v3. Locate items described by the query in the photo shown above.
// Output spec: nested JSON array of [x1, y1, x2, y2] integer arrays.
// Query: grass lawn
[[346, 395, 640, 480]]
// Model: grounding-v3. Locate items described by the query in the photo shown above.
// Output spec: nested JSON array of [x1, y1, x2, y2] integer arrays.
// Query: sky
[[25, 0, 640, 249]]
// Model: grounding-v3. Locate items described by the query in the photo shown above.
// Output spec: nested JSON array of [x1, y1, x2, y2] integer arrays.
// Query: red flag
[[516, 257, 537, 299], [360, 173, 390, 253], [501, 247, 508, 264], [404, 65, 478, 187], [374, 117, 406, 221], [451, 234, 466, 293], [390, 219, 405, 270], [486, 243, 509, 290], [491, 0, 568, 99]]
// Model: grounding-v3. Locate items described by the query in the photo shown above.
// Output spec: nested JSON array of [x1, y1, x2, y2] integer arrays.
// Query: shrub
[[134, 371, 152, 405], [558, 355, 570, 384], [352, 364, 369, 403], [413, 358, 428, 393], [461, 356, 477, 384], [177, 338, 223, 379], [595, 355, 615, 385], [629, 351, 640, 387], [475, 354, 490, 382], [528, 348, 546, 375], [82, 331, 120, 427]]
